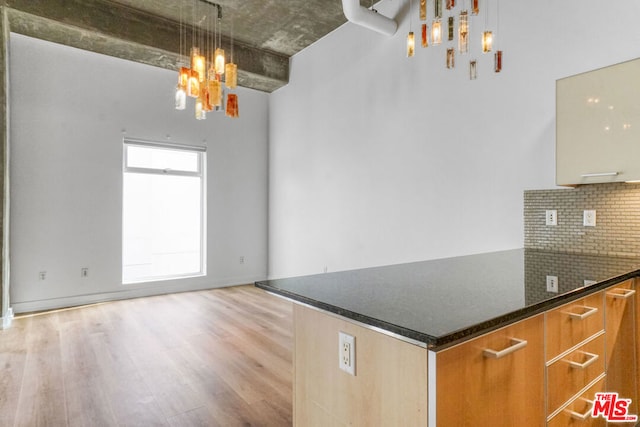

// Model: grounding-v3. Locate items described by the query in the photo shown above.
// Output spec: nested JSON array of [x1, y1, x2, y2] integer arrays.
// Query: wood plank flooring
[[0, 285, 293, 427]]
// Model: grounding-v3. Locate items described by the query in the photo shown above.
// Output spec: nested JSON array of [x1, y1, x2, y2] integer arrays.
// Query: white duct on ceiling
[[342, 0, 397, 36]]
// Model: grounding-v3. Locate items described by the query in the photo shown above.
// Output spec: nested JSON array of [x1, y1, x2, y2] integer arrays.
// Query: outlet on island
[[338, 331, 356, 376]]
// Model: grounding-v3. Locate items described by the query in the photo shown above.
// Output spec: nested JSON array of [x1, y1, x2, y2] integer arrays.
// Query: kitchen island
[[256, 249, 640, 426]]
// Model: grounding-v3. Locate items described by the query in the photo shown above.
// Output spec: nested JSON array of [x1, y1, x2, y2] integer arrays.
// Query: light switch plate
[[583, 210, 596, 227], [545, 210, 557, 226], [546, 275, 558, 293]]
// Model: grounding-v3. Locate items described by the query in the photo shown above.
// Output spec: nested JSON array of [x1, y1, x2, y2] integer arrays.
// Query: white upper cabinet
[[556, 58, 640, 185]]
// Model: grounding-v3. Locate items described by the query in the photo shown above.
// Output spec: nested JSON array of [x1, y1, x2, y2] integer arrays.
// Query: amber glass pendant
[[187, 69, 200, 98], [225, 63, 238, 89], [446, 0, 455, 10], [446, 48, 455, 69], [458, 11, 468, 53], [208, 71, 222, 107], [406, 32, 415, 57], [421, 24, 428, 47], [482, 31, 493, 52], [435, 0, 442, 18], [214, 48, 225, 75], [495, 50, 503, 72], [420, 0, 427, 21], [190, 47, 206, 82], [432, 19, 442, 45], [178, 67, 190, 90], [469, 60, 477, 79], [472, 0, 479, 15], [448, 17, 454, 41], [226, 93, 239, 118]]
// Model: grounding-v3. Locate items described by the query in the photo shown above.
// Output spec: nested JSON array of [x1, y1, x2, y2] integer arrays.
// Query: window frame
[[122, 138, 207, 284]]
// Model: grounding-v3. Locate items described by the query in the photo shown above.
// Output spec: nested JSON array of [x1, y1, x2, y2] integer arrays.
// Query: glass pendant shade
[[458, 11, 469, 53], [191, 48, 206, 82], [495, 50, 503, 72], [420, 0, 426, 21], [448, 17, 454, 41], [208, 75, 222, 107], [407, 32, 415, 57], [226, 93, 239, 118], [446, 48, 455, 69], [214, 48, 225, 75], [225, 63, 238, 89], [432, 20, 442, 45], [175, 85, 186, 110], [435, 0, 442, 18], [178, 67, 190, 90], [482, 31, 493, 53], [469, 60, 477, 80], [187, 70, 200, 98], [446, 0, 455, 10], [195, 94, 206, 120], [472, 0, 479, 15], [421, 24, 428, 48]]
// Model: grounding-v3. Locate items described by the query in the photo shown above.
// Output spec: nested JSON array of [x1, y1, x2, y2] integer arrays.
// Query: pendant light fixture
[[407, 0, 415, 57], [494, 0, 503, 72], [458, 10, 468, 53], [482, 0, 492, 53], [174, 0, 239, 120]]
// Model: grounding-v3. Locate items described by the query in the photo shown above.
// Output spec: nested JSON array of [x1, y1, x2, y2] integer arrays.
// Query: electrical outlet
[[338, 332, 355, 376], [81, 268, 89, 278], [39, 271, 46, 281], [546, 275, 558, 293], [583, 210, 596, 227], [545, 210, 557, 226]]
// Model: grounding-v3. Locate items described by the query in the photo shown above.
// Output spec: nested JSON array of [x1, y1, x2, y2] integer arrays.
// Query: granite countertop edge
[[255, 269, 640, 352]]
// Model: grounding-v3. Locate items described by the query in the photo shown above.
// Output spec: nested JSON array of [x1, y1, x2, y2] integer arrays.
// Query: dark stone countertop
[[255, 249, 640, 350]]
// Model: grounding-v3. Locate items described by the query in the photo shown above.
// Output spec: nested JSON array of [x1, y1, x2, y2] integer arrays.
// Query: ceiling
[[2, 0, 380, 92]]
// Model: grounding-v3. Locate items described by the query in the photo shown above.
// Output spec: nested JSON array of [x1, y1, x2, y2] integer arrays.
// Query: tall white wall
[[9, 34, 268, 312], [268, 0, 640, 278]]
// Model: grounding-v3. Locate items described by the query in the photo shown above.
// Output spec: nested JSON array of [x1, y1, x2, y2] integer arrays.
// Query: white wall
[[268, 0, 640, 278], [9, 34, 268, 312]]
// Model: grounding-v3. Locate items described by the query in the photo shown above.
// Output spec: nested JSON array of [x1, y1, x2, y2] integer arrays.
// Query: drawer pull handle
[[607, 288, 636, 299], [581, 172, 619, 177], [565, 305, 598, 320], [565, 398, 595, 420], [483, 338, 527, 359], [566, 351, 599, 369]]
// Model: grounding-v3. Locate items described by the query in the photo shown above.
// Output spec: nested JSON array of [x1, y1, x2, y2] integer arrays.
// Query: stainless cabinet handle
[[483, 338, 527, 359], [564, 305, 598, 320], [607, 288, 636, 299], [581, 172, 619, 177], [565, 398, 594, 420], [566, 351, 599, 369]]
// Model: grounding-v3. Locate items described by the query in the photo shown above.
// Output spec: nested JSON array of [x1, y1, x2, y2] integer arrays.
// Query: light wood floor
[[0, 285, 293, 427]]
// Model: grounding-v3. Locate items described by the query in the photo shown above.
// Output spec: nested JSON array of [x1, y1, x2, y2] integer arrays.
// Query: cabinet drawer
[[547, 333, 605, 414], [436, 315, 545, 427], [546, 291, 604, 361], [548, 377, 606, 427]]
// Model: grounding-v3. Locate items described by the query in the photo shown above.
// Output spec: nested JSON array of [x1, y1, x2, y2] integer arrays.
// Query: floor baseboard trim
[[11, 276, 266, 315], [2, 307, 14, 329]]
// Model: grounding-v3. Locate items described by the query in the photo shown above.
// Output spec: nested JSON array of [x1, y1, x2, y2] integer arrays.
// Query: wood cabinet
[[436, 315, 545, 427], [605, 279, 638, 419], [548, 378, 606, 427], [556, 57, 640, 185]]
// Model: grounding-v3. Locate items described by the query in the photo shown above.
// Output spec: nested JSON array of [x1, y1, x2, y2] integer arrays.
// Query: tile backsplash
[[524, 183, 640, 257]]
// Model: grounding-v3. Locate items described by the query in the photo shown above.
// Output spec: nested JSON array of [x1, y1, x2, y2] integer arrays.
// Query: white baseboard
[[11, 275, 266, 314], [2, 307, 14, 329]]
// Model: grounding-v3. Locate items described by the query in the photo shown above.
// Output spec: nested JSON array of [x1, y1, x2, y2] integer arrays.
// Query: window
[[122, 139, 206, 283]]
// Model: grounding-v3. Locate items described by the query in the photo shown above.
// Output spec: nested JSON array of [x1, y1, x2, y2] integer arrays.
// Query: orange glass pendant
[[432, 19, 442, 45], [472, 0, 479, 15], [226, 93, 239, 118], [191, 47, 206, 82], [420, 0, 426, 21], [495, 50, 503, 72], [421, 23, 428, 47], [178, 67, 190, 90], [482, 31, 493, 53], [407, 32, 415, 57], [225, 63, 238, 89], [214, 48, 225, 75], [446, 48, 455, 69], [446, 0, 455, 10], [208, 70, 222, 107], [458, 11, 468, 53]]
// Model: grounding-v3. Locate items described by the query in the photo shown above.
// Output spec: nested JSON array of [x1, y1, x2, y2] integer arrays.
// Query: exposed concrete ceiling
[[1, 0, 381, 92]]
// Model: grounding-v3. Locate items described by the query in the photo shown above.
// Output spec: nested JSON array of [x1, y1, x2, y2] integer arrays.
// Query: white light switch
[[583, 210, 596, 227], [546, 275, 558, 293], [545, 210, 557, 226]]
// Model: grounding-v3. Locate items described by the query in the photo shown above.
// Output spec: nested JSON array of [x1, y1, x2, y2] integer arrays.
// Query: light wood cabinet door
[[436, 315, 545, 427], [547, 378, 606, 427], [605, 279, 638, 418]]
